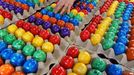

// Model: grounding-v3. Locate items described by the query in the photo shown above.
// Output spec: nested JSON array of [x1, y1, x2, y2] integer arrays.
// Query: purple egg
[[43, 21, 51, 29], [0, 1, 4, 5], [60, 27, 70, 38], [35, 18, 44, 25], [15, 7, 23, 15], [28, 16, 36, 23], [2, 2, 8, 9], [51, 24, 60, 34], [8, 4, 15, 11]]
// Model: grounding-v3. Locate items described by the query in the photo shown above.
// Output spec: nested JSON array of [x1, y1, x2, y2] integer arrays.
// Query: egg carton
[[0, 0, 56, 19], [46, 44, 133, 75]]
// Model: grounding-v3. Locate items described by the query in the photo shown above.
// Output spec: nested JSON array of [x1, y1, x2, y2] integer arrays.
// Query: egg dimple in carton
[[0, 23, 70, 74]]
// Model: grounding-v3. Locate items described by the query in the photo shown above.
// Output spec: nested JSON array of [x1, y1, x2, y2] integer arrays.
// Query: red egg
[[75, 7, 81, 12], [30, 25, 40, 35], [2, 11, 12, 20], [80, 30, 91, 42], [49, 35, 60, 45], [51, 65, 66, 75], [66, 46, 79, 58], [16, 20, 25, 27], [60, 56, 74, 69], [0, 58, 3, 66], [86, 24, 96, 33], [23, 22, 31, 31], [39, 30, 50, 40], [0, 9, 3, 15], [81, 10, 88, 15]]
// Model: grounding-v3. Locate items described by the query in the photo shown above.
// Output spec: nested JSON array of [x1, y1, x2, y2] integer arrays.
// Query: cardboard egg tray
[[74, 5, 134, 72], [46, 44, 133, 75], [0, 0, 56, 29]]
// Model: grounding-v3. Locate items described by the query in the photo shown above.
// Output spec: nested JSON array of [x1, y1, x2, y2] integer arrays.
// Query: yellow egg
[[78, 51, 91, 64], [7, 24, 18, 34], [15, 28, 25, 38], [130, 0, 134, 2], [0, 15, 4, 25], [51, 3, 56, 8], [78, 12, 85, 17], [68, 72, 77, 75], [71, 9, 78, 16], [32, 36, 44, 47], [39, 0, 45, 3], [95, 29, 105, 37], [97, 24, 107, 31], [91, 34, 102, 46], [73, 63, 87, 75], [42, 42, 54, 53], [22, 32, 34, 42]]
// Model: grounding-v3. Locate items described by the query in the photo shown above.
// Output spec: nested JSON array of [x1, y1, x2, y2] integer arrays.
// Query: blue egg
[[27, 2, 35, 8], [1, 48, 14, 60], [122, 15, 129, 21], [61, 15, 70, 22], [124, 10, 131, 15], [91, 1, 96, 6], [120, 27, 129, 34], [106, 64, 122, 75], [47, 11, 54, 17], [20, 0, 27, 4], [113, 42, 126, 55], [0, 41, 7, 52], [55, 13, 61, 20], [23, 59, 38, 73], [127, 3, 133, 8], [70, 19, 79, 26], [118, 30, 127, 37], [10, 53, 25, 66], [41, 9, 48, 15], [121, 21, 130, 27], [117, 36, 128, 45]]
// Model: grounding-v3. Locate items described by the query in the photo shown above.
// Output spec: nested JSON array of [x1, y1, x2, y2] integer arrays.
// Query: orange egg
[[42, 15, 50, 21], [12, 71, 25, 75], [0, 64, 14, 75], [57, 20, 65, 27]]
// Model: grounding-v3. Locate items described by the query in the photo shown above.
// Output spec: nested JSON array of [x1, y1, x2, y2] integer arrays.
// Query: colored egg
[[113, 42, 126, 55], [91, 34, 101, 46], [35, 12, 42, 18], [106, 64, 122, 75], [0, 64, 14, 75], [55, 13, 61, 20], [126, 48, 134, 61], [49, 17, 57, 24], [0, 15, 4, 25], [48, 35, 60, 45], [51, 65, 66, 75], [78, 51, 91, 64], [10, 53, 25, 66], [22, 32, 34, 42], [51, 24, 60, 34], [41, 9, 48, 15], [60, 27, 70, 38], [51, 3, 56, 8], [12, 39, 25, 50], [68, 72, 77, 75], [1, 48, 14, 60], [28, 16, 36, 23], [39, 30, 50, 40], [42, 21, 51, 29], [7, 24, 18, 34], [86, 25, 96, 33], [102, 39, 114, 50], [42, 15, 49, 22], [42, 42, 54, 53], [71, 9, 78, 16], [65, 23, 74, 30], [73, 63, 87, 75], [78, 12, 85, 17], [57, 20, 65, 27], [91, 57, 106, 71], [32, 36, 44, 47], [0, 41, 7, 52], [22, 22, 31, 31], [95, 29, 105, 37], [0, 29, 8, 38], [123, 70, 134, 75], [22, 44, 35, 56], [15, 28, 25, 38], [70, 18, 79, 26], [117, 36, 128, 45], [104, 32, 115, 40], [3, 34, 16, 44], [30, 25, 40, 35], [47, 11, 54, 17], [33, 50, 46, 62], [0, 58, 3, 66], [67, 46, 79, 58], [16, 20, 25, 27], [12, 71, 25, 75], [60, 55, 74, 69], [61, 15, 70, 22], [87, 69, 102, 75], [35, 18, 44, 25], [23, 59, 38, 73]]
